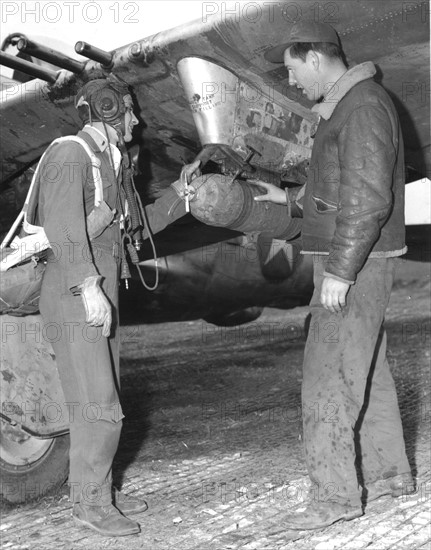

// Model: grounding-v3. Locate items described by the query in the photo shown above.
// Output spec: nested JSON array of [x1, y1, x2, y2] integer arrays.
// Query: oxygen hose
[[130, 178, 160, 291], [120, 150, 143, 250], [119, 146, 160, 291], [120, 159, 161, 291], [103, 123, 160, 290]]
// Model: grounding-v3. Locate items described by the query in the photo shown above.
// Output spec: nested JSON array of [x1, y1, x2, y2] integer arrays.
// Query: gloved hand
[[171, 160, 202, 200], [80, 275, 112, 337]]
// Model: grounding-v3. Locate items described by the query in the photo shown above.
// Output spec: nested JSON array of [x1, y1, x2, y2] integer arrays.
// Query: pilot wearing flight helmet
[[35, 74, 199, 537]]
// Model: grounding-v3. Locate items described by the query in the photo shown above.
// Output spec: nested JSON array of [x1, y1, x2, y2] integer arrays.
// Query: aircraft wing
[[0, 1, 429, 326], [1, 0, 429, 193]]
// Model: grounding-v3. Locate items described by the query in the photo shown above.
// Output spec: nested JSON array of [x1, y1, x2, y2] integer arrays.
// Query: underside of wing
[[1, 0, 429, 195]]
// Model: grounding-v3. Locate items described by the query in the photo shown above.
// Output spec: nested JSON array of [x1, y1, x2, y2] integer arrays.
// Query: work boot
[[73, 503, 140, 536], [113, 487, 148, 515], [284, 500, 363, 530], [364, 472, 415, 503]]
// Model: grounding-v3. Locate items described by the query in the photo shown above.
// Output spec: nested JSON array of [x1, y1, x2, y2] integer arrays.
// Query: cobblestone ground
[[1, 260, 430, 550]]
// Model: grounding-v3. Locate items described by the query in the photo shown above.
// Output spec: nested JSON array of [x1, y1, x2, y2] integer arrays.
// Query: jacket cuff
[[141, 186, 186, 240], [323, 270, 355, 285]]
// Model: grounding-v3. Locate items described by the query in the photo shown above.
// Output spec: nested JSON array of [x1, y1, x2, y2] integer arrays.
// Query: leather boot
[[284, 500, 363, 530], [73, 503, 140, 536], [364, 472, 415, 503], [113, 488, 148, 515]]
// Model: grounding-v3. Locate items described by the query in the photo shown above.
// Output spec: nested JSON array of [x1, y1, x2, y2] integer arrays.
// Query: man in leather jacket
[[255, 21, 413, 529], [37, 75, 198, 537]]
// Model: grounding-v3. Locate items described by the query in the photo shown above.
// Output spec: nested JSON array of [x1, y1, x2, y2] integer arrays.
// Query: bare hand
[[81, 276, 112, 337], [181, 160, 201, 184], [171, 160, 202, 200], [320, 276, 350, 313], [249, 180, 287, 204]]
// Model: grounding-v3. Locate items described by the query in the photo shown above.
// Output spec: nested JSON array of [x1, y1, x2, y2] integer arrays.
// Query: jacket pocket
[[312, 196, 338, 213]]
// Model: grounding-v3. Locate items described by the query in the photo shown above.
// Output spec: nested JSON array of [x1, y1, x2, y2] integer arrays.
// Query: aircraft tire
[[0, 421, 69, 504]]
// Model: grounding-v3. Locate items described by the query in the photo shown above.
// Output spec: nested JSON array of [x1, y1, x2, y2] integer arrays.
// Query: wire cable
[[100, 112, 160, 291]]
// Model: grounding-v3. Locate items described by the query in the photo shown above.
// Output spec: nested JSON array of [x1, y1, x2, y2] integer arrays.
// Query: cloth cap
[[264, 21, 340, 63]]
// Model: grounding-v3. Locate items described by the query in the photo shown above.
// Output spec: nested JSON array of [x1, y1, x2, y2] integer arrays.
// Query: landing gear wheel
[[0, 420, 69, 504]]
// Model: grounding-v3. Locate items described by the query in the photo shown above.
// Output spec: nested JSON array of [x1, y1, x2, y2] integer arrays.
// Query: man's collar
[[312, 61, 376, 120], [82, 124, 116, 152]]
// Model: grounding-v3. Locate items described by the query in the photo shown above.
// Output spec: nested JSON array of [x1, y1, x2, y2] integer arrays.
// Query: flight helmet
[[75, 74, 131, 133]]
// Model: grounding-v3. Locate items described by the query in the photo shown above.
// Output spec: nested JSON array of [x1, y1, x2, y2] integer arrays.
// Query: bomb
[[189, 173, 302, 240]]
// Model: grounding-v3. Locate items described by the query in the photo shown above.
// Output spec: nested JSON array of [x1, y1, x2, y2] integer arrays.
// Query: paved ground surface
[[0, 258, 430, 550]]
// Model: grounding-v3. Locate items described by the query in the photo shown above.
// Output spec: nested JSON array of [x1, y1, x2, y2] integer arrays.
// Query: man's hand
[[320, 276, 350, 313], [80, 276, 112, 337], [171, 160, 202, 200], [249, 180, 287, 204], [181, 160, 202, 184]]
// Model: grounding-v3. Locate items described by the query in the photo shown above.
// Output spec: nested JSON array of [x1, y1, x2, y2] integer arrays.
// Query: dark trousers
[[302, 256, 411, 507], [40, 250, 123, 506]]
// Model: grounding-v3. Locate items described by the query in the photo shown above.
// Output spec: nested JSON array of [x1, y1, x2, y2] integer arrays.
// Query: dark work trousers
[[40, 246, 123, 506], [302, 256, 411, 508]]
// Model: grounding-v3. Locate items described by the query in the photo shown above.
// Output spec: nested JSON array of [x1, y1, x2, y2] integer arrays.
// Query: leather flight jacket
[[299, 62, 406, 283]]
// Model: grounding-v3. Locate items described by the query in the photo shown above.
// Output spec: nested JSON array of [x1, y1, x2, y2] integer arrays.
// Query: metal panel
[[0, 314, 68, 437]]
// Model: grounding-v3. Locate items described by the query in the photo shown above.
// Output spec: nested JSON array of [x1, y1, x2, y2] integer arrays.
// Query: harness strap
[[23, 136, 102, 235], [1, 136, 103, 271]]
